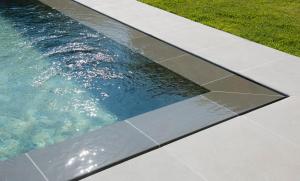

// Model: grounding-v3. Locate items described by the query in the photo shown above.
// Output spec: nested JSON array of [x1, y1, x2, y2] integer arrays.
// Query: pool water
[[0, 0, 208, 160]]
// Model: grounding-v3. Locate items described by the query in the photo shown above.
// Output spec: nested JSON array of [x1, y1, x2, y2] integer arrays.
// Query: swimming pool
[[0, 0, 209, 161], [0, 0, 286, 180]]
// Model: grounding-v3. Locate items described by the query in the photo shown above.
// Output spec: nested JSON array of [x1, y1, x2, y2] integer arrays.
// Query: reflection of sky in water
[[0, 0, 207, 161]]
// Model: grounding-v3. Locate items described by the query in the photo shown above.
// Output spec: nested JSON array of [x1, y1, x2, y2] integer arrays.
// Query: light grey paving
[[195, 40, 284, 72], [27, 121, 157, 181], [242, 60, 300, 95], [0, 155, 46, 181], [156, 23, 241, 52], [82, 149, 206, 181], [246, 96, 300, 146], [164, 116, 300, 181], [127, 95, 236, 144]]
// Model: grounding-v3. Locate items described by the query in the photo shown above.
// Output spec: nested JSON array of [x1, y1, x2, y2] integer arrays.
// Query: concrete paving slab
[[196, 40, 290, 73], [164, 116, 300, 181], [246, 96, 300, 146], [242, 60, 300, 95]]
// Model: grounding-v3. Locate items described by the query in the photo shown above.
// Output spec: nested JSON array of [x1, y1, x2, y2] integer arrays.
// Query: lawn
[[139, 0, 300, 57]]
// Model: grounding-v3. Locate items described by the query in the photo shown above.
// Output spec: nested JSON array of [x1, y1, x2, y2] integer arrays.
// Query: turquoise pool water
[[0, 0, 208, 160]]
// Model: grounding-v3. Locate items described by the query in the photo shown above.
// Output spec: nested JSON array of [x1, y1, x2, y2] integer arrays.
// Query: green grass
[[139, 0, 300, 57]]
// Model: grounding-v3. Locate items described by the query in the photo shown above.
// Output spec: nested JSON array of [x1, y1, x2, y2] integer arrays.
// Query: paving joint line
[[125, 120, 160, 146], [200, 74, 234, 86], [25, 153, 49, 181], [210, 90, 284, 97], [246, 117, 300, 149], [200, 95, 238, 116], [240, 60, 278, 73], [163, 147, 210, 181], [156, 53, 187, 63], [130, 34, 148, 41]]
